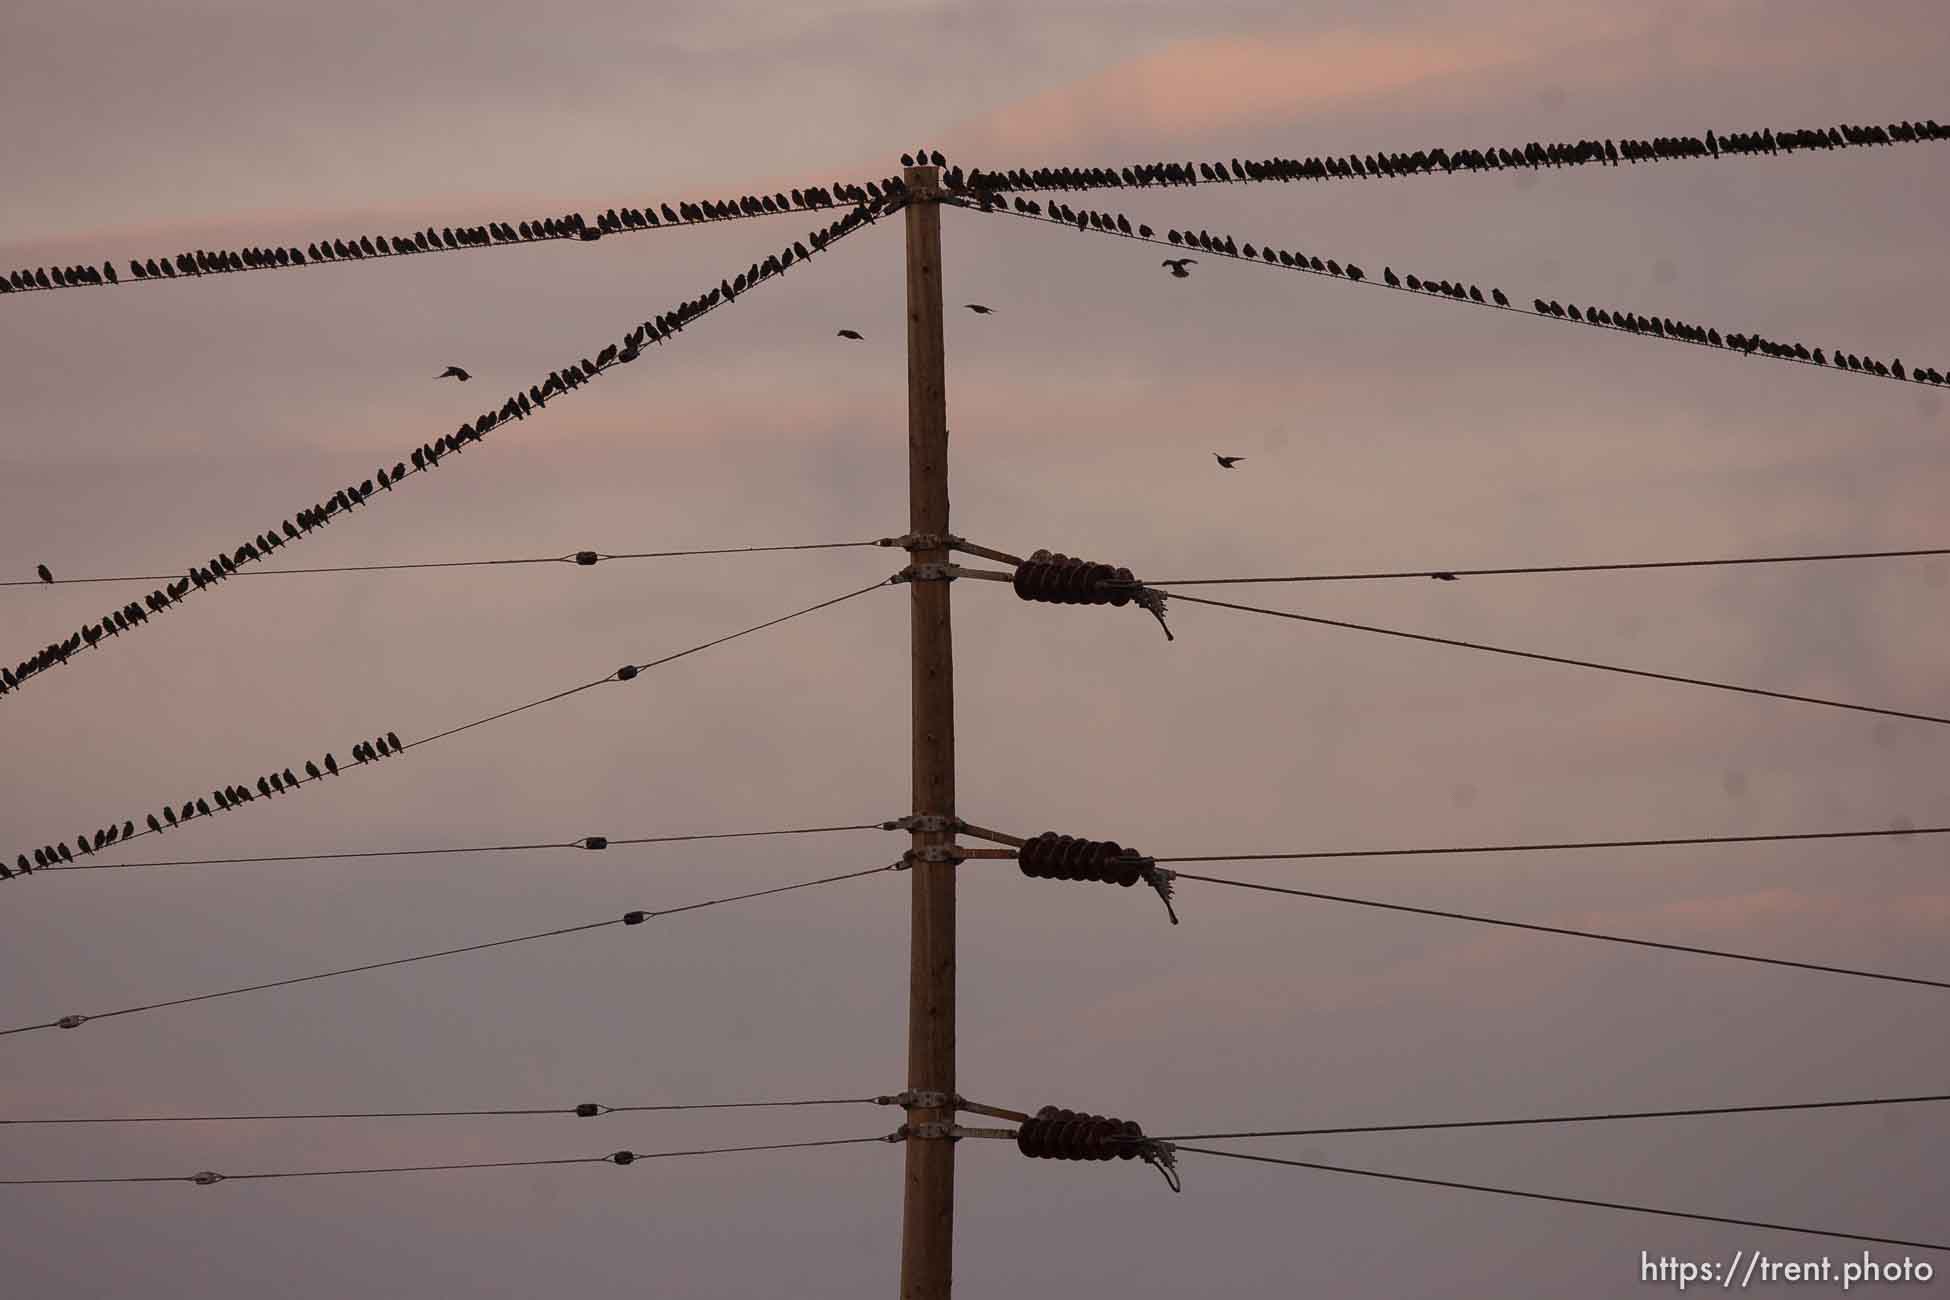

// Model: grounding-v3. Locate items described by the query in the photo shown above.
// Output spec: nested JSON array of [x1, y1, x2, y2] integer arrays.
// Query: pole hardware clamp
[[881, 815, 960, 834]]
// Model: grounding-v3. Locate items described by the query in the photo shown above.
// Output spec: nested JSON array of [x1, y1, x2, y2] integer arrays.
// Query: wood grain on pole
[[900, 163, 957, 1300]]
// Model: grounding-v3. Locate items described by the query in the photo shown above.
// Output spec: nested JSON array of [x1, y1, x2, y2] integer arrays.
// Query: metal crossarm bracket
[[894, 563, 959, 583], [903, 845, 964, 865], [877, 532, 952, 552], [881, 815, 960, 834], [877, 1090, 954, 1111]]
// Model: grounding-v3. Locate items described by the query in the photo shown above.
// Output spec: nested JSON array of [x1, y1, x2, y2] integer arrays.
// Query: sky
[[2, 1, 1947, 1295]]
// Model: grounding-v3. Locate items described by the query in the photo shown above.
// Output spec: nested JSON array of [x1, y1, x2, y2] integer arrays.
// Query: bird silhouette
[[1214, 454, 1244, 468], [1162, 259, 1196, 278], [1429, 572, 1459, 581], [437, 366, 471, 382], [836, 329, 864, 340], [963, 304, 995, 314], [36, 564, 52, 584]]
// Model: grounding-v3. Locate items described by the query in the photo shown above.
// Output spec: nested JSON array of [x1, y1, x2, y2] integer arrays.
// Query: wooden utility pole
[[899, 163, 957, 1300]]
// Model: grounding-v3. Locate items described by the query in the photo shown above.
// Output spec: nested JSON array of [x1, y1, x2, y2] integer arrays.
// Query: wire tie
[[190, 1170, 225, 1186], [1129, 859, 1181, 925], [1141, 1141, 1182, 1193], [614, 665, 639, 682], [610, 1150, 636, 1165], [56, 1014, 88, 1030]]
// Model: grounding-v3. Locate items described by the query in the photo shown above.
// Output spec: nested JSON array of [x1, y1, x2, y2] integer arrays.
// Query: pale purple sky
[[3, 2, 1947, 1296]]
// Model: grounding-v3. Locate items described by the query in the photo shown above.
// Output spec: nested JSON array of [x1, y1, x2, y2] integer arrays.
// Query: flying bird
[[1161, 259, 1196, 278], [963, 304, 995, 314], [1214, 454, 1244, 469], [36, 564, 52, 584], [436, 366, 471, 382], [836, 329, 864, 340]]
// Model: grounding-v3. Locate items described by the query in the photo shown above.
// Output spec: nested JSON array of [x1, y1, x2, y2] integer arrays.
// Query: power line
[[0, 1135, 890, 1186], [1150, 822, 1950, 865], [1171, 871, 1950, 991], [36, 820, 886, 874], [1156, 1091, 1950, 1141], [5, 576, 892, 883], [958, 198, 1941, 389], [964, 117, 1948, 197], [1173, 1146, 1948, 1253], [0, 540, 881, 590], [1142, 545, 1950, 587], [0, 860, 902, 1037], [0, 172, 908, 299], [1159, 587, 1950, 729], [2, 1094, 881, 1126], [403, 577, 892, 752], [1, 199, 898, 704]]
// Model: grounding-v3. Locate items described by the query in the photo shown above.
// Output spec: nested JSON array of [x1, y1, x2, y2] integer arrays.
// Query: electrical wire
[[1159, 587, 1950, 729], [956, 199, 1938, 390], [5, 576, 892, 882], [1156, 1091, 1950, 1141], [0, 1135, 890, 1186], [1140, 545, 1950, 587], [965, 117, 1947, 197], [0, 540, 882, 589], [0, 172, 909, 299], [1149, 822, 1950, 865], [0, 198, 897, 704], [1174, 1146, 1947, 1253], [2, 1094, 882, 1126], [0, 861, 902, 1037], [37, 820, 885, 874], [1171, 871, 1950, 991]]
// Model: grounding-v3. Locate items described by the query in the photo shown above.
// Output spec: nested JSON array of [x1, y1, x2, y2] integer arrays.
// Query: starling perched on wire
[[1214, 454, 1244, 468], [437, 366, 471, 382], [836, 329, 864, 340], [36, 564, 52, 584], [1161, 259, 1196, 278]]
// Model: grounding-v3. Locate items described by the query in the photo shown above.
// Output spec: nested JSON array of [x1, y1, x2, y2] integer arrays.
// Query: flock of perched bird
[[956, 118, 1946, 196], [3, 734, 403, 878], [0, 199, 894, 727], [0, 175, 906, 298], [975, 193, 1944, 389], [11, 119, 1936, 305]]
